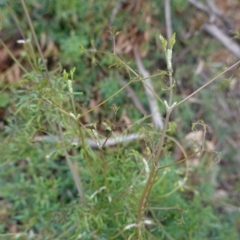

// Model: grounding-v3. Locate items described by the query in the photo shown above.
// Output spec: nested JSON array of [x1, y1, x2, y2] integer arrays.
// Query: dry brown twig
[[202, 23, 240, 59], [187, 0, 240, 59], [133, 46, 164, 129], [165, 0, 172, 43], [118, 77, 147, 115], [33, 133, 145, 149]]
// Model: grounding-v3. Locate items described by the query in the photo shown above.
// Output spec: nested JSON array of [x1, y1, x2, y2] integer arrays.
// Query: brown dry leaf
[[206, 140, 215, 152], [113, 0, 151, 57], [81, 107, 91, 124], [0, 49, 22, 82], [0, 31, 22, 72], [101, 1, 152, 55], [0, 46, 10, 64], [9, 222, 18, 233], [117, 109, 132, 128], [213, 189, 228, 201], [122, 0, 143, 14], [43, 39, 58, 58], [40, 33, 59, 60], [187, 11, 208, 35], [195, 59, 205, 75], [189, 158, 201, 167], [5, 63, 21, 82], [185, 130, 216, 168], [0, 31, 59, 83], [88, 88, 102, 117], [185, 130, 204, 144], [185, 130, 215, 151], [115, 23, 151, 57], [89, 98, 101, 116]]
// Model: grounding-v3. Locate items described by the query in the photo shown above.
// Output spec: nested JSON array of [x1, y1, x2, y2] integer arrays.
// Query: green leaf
[[63, 69, 69, 81], [0, 93, 10, 107], [70, 67, 76, 80], [170, 33, 176, 49], [159, 34, 167, 52]]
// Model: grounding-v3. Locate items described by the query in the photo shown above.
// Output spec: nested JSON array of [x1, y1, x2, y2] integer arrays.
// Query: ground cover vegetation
[[0, 0, 240, 239]]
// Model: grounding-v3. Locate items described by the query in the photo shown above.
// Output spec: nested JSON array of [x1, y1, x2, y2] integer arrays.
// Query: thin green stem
[[80, 70, 167, 120], [80, 78, 135, 118], [142, 80, 164, 105], [20, 0, 49, 79], [25, 42, 38, 70], [42, 97, 71, 116], [153, 110, 172, 166], [175, 60, 240, 108], [5, 1, 25, 39], [136, 109, 173, 237], [69, 89, 77, 117], [0, 38, 28, 74], [149, 209, 177, 240], [168, 69, 173, 106], [90, 50, 139, 77], [58, 124, 86, 205], [166, 134, 189, 178], [77, 121, 86, 151]]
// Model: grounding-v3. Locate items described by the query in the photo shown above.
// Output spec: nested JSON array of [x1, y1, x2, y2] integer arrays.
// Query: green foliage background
[[0, 0, 240, 239]]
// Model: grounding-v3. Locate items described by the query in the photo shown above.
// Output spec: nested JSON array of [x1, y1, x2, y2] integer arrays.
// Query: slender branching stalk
[[58, 123, 86, 205], [0, 38, 28, 74], [175, 60, 240, 107], [20, 0, 49, 79]]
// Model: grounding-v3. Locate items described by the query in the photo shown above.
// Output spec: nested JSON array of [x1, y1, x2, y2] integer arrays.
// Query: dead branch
[[165, 0, 172, 43], [33, 133, 145, 149], [118, 77, 147, 115], [202, 23, 240, 59], [188, 0, 240, 59], [133, 46, 164, 129]]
